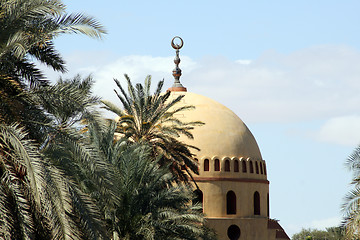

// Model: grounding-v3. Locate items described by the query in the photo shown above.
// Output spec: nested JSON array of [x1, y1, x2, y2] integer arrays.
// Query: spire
[[168, 36, 187, 92]]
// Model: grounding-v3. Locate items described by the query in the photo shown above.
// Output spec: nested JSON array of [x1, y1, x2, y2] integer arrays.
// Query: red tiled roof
[[276, 229, 290, 239], [268, 219, 290, 240]]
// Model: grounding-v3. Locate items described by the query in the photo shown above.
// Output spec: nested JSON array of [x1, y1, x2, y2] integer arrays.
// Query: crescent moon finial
[[168, 36, 187, 92], [171, 36, 184, 50]]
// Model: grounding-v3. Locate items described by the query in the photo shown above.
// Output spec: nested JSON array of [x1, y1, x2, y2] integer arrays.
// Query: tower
[[168, 37, 289, 240]]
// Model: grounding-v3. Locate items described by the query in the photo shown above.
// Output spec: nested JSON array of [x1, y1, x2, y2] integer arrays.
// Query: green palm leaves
[[0, 123, 106, 239], [0, 1, 215, 238], [0, 0, 106, 60], [0, 0, 109, 238], [113, 145, 210, 240], [0, 0, 106, 127], [97, 75, 216, 239], [84, 120, 216, 240], [342, 146, 360, 239], [102, 74, 204, 183], [0, 73, 215, 239]]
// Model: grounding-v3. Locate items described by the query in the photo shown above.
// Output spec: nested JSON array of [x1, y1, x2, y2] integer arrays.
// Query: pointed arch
[[214, 159, 220, 171], [242, 160, 247, 173], [263, 163, 267, 175], [249, 161, 254, 173], [204, 159, 209, 171], [234, 160, 239, 172], [227, 191, 236, 214], [254, 191, 260, 215], [260, 162, 263, 174], [255, 161, 259, 174], [225, 159, 230, 172]]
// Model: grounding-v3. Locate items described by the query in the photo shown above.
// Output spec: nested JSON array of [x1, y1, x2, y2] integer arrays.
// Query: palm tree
[[342, 145, 360, 239], [36, 76, 216, 239], [38, 78, 120, 232], [0, 0, 105, 61], [85, 118, 215, 239], [0, 123, 107, 239], [102, 74, 203, 183], [0, 0, 106, 132], [113, 144, 215, 240], [0, 75, 119, 239], [81, 113, 217, 239], [0, 1, 110, 238], [327, 227, 346, 239]]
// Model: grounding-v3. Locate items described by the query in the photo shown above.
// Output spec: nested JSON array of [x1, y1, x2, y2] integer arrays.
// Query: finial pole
[[168, 36, 187, 92]]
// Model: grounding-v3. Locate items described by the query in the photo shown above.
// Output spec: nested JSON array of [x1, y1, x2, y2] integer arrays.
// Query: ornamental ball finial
[[168, 36, 186, 92]]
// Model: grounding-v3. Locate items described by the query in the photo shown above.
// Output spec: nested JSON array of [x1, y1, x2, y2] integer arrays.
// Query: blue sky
[[45, 0, 360, 236]]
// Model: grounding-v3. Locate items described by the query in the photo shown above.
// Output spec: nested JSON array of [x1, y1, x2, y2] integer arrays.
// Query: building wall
[[194, 156, 276, 240], [197, 181, 269, 218], [166, 92, 288, 239], [206, 218, 272, 240], [196, 156, 268, 181]]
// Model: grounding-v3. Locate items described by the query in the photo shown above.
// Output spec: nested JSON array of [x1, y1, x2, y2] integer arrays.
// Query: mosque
[[167, 37, 290, 240]]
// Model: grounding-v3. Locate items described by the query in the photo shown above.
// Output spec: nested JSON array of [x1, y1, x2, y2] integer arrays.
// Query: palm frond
[[107, 75, 202, 183], [31, 75, 101, 127], [113, 77, 131, 111], [29, 42, 66, 72], [52, 13, 107, 39], [0, 123, 41, 205], [108, 143, 208, 239], [342, 144, 360, 239], [102, 100, 125, 117], [8, 181, 35, 239], [1, 54, 48, 87], [36, 162, 77, 240], [0, 184, 14, 239], [68, 185, 108, 239], [0, 123, 103, 239]]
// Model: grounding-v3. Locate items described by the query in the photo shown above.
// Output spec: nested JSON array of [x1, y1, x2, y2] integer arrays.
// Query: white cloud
[[42, 45, 360, 124], [185, 45, 360, 123], [284, 216, 341, 237], [235, 59, 252, 65], [313, 116, 360, 146], [310, 216, 341, 230], [90, 55, 197, 105]]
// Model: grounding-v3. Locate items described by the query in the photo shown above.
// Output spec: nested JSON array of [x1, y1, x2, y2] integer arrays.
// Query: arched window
[[254, 191, 260, 215], [260, 162, 263, 174], [249, 161, 254, 173], [226, 191, 236, 214], [255, 162, 259, 174], [204, 159, 209, 171], [225, 160, 230, 172], [267, 193, 270, 217], [234, 160, 239, 172], [242, 160, 247, 173], [214, 159, 220, 171], [263, 163, 267, 175], [227, 225, 241, 240]]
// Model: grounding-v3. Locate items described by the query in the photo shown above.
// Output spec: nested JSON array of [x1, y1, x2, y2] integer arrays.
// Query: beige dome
[[170, 91, 262, 160]]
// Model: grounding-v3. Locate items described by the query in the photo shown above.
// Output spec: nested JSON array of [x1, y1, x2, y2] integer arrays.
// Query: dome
[[164, 37, 290, 240], [170, 91, 262, 160]]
